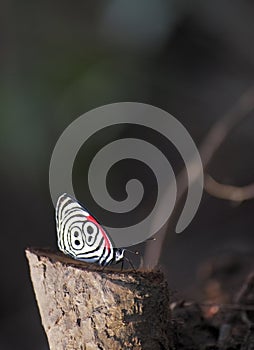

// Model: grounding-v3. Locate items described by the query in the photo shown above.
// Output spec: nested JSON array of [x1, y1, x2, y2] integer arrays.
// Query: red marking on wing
[[87, 215, 111, 252]]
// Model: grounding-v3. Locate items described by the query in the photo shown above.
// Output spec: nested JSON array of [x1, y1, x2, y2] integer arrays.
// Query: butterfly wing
[[56, 193, 114, 266]]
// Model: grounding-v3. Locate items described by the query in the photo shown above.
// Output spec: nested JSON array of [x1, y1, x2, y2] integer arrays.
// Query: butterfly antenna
[[146, 237, 156, 242], [121, 259, 124, 271], [125, 249, 139, 255]]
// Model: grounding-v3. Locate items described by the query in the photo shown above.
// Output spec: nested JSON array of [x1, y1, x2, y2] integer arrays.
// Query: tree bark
[[25, 248, 172, 350]]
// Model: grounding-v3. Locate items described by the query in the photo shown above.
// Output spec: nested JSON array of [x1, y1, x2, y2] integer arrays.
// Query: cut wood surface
[[25, 248, 172, 350]]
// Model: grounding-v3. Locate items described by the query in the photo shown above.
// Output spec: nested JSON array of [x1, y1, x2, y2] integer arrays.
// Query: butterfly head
[[114, 248, 125, 263]]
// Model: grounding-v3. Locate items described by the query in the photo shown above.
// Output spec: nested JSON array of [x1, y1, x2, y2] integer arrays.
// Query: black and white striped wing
[[56, 193, 114, 266]]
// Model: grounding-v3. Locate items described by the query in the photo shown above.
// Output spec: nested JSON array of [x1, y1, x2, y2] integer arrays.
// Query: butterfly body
[[56, 193, 125, 266]]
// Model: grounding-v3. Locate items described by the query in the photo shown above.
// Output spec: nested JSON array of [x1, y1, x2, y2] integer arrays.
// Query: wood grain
[[26, 247, 172, 350]]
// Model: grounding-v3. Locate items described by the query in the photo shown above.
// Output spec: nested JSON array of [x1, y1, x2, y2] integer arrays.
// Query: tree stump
[[25, 248, 172, 350]]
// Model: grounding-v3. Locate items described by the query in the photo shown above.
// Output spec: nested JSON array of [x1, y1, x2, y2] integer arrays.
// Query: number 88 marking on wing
[[56, 193, 125, 266]]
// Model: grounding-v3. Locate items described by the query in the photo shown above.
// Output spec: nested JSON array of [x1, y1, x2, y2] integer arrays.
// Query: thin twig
[[200, 302, 254, 312], [204, 174, 254, 202], [144, 86, 254, 268], [171, 300, 254, 312]]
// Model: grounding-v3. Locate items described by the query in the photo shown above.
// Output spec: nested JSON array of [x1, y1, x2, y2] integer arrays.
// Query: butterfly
[[55, 193, 127, 267]]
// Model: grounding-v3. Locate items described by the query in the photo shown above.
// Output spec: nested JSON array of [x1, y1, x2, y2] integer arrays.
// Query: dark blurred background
[[1, 1, 254, 349]]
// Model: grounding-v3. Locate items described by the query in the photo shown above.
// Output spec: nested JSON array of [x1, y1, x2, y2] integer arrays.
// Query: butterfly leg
[[124, 257, 136, 272]]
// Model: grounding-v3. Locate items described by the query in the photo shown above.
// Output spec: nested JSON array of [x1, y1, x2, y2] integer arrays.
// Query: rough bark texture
[[25, 248, 172, 350]]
